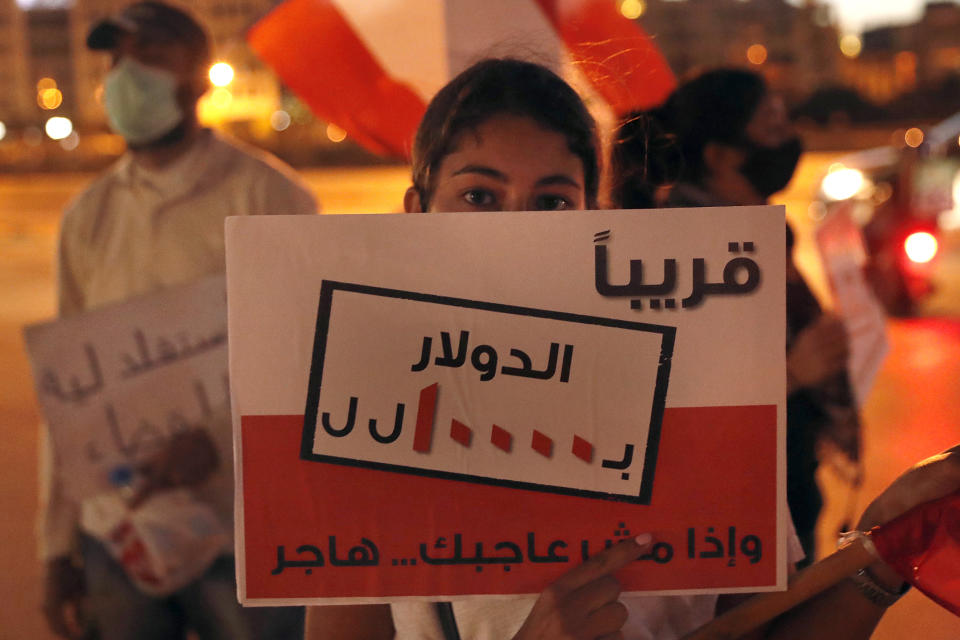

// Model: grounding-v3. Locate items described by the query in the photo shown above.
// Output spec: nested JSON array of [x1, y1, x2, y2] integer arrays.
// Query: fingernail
[[634, 533, 653, 546]]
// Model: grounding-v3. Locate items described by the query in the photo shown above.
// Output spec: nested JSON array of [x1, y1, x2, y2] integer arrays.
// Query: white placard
[[24, 275, 229, 501]]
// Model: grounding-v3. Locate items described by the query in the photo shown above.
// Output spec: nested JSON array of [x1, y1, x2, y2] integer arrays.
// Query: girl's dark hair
[[411, 58, 600, 209], [612, 68, 768, 208]]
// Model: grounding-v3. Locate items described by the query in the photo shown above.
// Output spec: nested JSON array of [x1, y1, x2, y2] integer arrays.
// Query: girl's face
[[405, 114, 587, 213]]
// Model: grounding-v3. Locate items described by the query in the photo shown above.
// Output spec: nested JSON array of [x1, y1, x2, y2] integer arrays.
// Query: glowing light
[[839, 34, 862, 58], [0, 121, 5, 142], [904, 232, 938, 264], [904, 127, 924, 148], [38, 87, 63, 110], [326, 123, 347, 143], [747, 44, 768, 66], [59, 131, 79, 151], [619, 0, 645, 19], [821, 167, 865, 201], [44, 116, 73, 140], [36, 77, 57, 91], [208, 62, 234, 87], [270, 110, 291, 132], [209, 87, 232, 108]]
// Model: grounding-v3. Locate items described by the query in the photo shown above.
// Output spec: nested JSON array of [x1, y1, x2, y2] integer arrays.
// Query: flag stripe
[[247, 0, 427, 157], [532, 0, 676, 114]]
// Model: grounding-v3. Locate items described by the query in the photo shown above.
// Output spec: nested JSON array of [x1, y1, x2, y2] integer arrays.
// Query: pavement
[[1, 160, 959, 638]]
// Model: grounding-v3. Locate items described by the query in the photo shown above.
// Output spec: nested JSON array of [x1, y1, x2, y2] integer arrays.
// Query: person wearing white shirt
[[39, 3, 317, 639]]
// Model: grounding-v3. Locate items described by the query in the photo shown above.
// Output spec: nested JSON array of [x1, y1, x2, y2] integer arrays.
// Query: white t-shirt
[[38, 129, 318, 559]]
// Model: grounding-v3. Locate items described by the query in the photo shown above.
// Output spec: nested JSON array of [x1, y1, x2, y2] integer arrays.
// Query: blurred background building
[[631, 0, 841, 102], [1, 0, 362, 169], [0, 0, 958, 169]]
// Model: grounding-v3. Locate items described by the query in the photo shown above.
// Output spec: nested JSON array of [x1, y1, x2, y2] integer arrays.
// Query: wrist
[[850, 563, 910, 608], [837, 530, 909, 606], [863, 559, 907, 592]]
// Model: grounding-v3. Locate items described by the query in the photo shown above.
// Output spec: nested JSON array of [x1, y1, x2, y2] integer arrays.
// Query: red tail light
[[904, 232, 939, 264]]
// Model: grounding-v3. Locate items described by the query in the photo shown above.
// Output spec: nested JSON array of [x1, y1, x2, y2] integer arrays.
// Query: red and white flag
[[872, 490, 960, 616], [248, 0, 676, 157]]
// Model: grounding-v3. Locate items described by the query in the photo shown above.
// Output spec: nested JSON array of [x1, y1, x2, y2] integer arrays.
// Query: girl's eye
[[462, 189, 496, 208], [535, 194, 573, 211]]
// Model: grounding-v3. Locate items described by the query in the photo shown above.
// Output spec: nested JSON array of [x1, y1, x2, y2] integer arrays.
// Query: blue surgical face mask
[[103, 57, 184, 146]]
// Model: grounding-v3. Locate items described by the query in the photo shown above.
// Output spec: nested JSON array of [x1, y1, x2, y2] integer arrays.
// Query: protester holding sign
[[613, 68, 860, 564], [39, 3, 316, 639], [299, 57, 960, 640]]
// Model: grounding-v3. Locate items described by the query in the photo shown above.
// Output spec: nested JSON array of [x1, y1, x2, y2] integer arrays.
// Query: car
[[813, 112, 960, 315]]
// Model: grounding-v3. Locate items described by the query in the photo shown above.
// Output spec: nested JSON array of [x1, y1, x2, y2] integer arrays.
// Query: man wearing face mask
[[40, 2, 316, 638], [614, 68, 860, 566]]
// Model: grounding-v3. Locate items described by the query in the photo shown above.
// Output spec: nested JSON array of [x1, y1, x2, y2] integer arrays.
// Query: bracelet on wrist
[[849, 566, 910, 608], [837, 531, 910, 608]]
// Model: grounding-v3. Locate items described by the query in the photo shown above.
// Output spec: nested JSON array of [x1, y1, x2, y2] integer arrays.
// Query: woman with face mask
[[612, 69, 858, 567]]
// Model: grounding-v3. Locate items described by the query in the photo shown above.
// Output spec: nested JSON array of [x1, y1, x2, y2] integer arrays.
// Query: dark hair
[[611, 107, 679, 209], [411, 58, 600, 209], [612, 68, 767, 208]]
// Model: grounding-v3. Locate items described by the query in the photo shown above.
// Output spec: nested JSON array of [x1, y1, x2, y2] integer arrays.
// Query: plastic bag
[[84, 489, 230, 596]]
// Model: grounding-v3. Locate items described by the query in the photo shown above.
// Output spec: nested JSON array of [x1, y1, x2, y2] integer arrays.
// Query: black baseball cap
[[86, 1, 210, 64]]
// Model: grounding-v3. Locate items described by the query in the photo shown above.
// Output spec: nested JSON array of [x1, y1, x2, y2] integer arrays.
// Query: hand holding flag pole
[[683, 489, 960, 640]]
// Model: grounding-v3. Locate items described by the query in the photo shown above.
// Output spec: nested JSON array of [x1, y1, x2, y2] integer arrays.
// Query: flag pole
[[681, 534, 878, 640]]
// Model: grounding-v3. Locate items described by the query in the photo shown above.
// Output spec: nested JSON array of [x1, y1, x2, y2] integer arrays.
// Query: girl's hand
[[858, 444, 960, 530], [512, 534, 652, 640], [857, 444, 960, 587]]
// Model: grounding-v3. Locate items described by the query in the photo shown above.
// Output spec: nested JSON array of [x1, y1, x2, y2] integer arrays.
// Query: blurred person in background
[[613, 68, 860, 566], [39, 2, 316, 638]]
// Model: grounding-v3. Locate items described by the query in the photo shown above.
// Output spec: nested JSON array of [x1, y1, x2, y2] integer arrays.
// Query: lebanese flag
[[872, 490, 960, 616], [248, 0, 675, 157], [683, 491, 960, 639]]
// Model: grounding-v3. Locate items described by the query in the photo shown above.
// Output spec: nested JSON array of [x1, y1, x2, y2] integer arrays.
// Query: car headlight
[[821, 167, 866, 201]]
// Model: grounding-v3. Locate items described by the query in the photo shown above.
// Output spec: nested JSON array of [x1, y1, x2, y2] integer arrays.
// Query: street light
[[38, 87, 63, 110], [747, 44, 767, 65], [209, 62, 235, 87], [619, 0, 645, 19], [326, 123, 347, 143], [45, 116, 73, 140], [905, 127, 924, 148], [839, 34, 862, 59], [270, 110, 291, 132]]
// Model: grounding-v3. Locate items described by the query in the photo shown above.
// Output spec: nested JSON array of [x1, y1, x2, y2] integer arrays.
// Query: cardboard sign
[[227, 208, 787, 605], [815, 206, 889, 406], [24, 275, 230, 501]]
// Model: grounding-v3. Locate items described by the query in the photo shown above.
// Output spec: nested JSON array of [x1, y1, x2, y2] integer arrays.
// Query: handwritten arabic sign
[[24, 275, 229, 501], [227, 208, 788, 604]]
